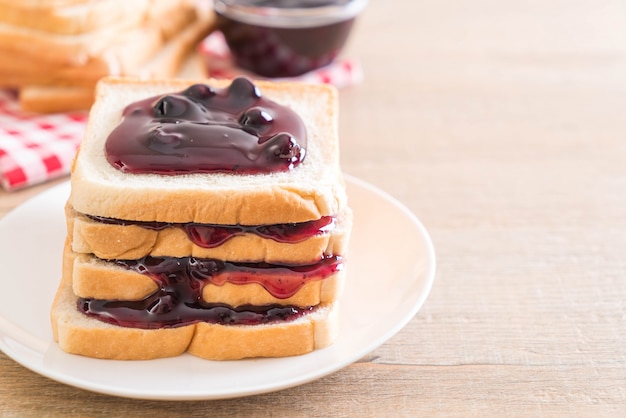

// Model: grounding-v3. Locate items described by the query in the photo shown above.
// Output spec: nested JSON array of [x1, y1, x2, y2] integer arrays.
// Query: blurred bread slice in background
[[0, 0, 151, 36], [0, 0, 215, 113], [0, 0, 195, 66]]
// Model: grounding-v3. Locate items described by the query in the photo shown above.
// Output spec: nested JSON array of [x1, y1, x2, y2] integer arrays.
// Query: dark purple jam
[[105, 77, 307, 174], [217, 15, 355, 77], [88, 214, 335, 247], [78, 255, 342, 329]]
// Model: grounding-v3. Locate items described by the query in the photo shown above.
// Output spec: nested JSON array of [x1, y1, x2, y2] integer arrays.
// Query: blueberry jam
[[78, 255, 342, 329], [215, 0, 361, 77], [105, 77, 307, 174], [88, 214, 335, 247], [218, 16, 355, 77]]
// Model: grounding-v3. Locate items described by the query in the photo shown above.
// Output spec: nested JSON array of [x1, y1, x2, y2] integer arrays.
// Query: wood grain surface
[[2, 0, 626, 416]]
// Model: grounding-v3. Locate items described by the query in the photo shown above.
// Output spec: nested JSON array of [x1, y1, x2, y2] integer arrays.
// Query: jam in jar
[[214, 0, 367, 77]]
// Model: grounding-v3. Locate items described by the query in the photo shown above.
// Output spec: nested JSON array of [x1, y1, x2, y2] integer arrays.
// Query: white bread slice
[[0, 20, 146, 67], [0, 23, 164, 88], [19, 86, 94, 113], [0, 0, 151, 35], [0, 0, 97, 7], [68, 205, 352, 263], [18, 9, 216, 113], [131, 6, 215, 80], [0, 1, 199, 83], [0, 0, 195, 66], [52, 242, 340, 360], [70, 77, 346, 225]]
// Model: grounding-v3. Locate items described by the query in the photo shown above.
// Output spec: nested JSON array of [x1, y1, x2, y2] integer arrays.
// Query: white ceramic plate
[[0, 175, 435, 400]]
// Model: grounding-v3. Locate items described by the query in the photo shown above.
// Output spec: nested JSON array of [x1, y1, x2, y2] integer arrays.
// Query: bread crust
[[17, 9, 215, 112], [19, 86, 94, 113], [188, 304, 338, 360], [0, 0, 151, 35], [0, 0, 196, 66], [69, 77, 345, 225], [68, 205, 352, 263], [0, 5, 198, 87]]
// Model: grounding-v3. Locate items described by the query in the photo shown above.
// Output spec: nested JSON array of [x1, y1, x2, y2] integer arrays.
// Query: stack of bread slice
[[51, 77, 352, 360], [0, 0, 215, 113]]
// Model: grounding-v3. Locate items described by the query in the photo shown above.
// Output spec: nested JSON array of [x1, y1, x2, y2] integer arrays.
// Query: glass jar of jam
[[214, 0, 367, 78]]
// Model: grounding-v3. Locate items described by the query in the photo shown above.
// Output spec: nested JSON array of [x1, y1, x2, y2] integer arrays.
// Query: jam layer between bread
[[78, 255, 342, 329], [87, 213, 336, 247], [70, 208, 344, 263]]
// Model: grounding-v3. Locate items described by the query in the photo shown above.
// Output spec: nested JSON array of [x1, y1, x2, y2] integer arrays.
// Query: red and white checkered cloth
[[0, 90, 87, 191], [199, 31, 363, 88]]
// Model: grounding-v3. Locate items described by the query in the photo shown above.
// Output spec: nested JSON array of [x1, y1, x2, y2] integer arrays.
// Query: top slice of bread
[[70, 77, 347, 225]]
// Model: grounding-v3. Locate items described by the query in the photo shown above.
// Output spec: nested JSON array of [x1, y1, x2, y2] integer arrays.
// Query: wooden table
[[2, 0, 626, 415]]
